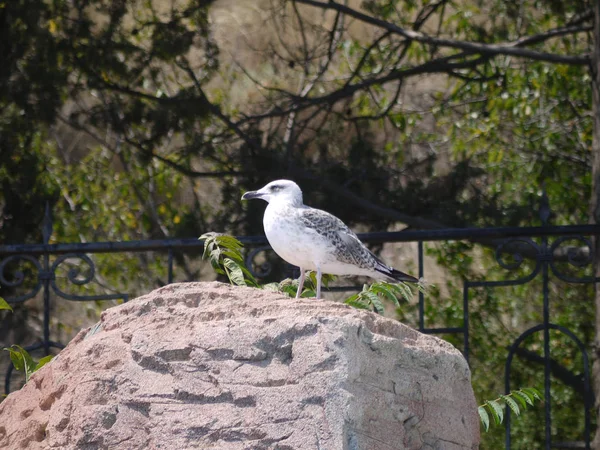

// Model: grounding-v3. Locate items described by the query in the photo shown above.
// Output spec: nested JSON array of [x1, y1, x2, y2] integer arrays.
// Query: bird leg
[[316, 266, 322, 299], [296, 268, 306, 298]]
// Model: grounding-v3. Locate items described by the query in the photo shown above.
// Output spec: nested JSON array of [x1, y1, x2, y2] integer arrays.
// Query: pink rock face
[[0, 282, 480, 449]]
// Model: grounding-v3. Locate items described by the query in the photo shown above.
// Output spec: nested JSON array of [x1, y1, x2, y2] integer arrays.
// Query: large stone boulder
[[0, 282, 480, 449]]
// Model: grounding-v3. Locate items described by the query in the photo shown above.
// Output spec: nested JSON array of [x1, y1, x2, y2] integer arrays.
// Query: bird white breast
[[263, 204, 328, 270], [262, 203, 375, 277]]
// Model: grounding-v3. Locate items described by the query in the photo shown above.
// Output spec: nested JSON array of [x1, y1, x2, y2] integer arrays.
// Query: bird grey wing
[[298, 208, 377, 269], [337, 230, 384, 269]]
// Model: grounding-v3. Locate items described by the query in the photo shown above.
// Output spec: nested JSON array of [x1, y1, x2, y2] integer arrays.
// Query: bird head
[[241, 179, 303, 206]]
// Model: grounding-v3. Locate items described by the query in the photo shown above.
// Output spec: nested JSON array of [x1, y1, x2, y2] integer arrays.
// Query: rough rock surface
[[0, 282, 480, 449]]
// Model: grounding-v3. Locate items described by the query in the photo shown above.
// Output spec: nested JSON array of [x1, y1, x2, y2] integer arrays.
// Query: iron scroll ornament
[[0, 255, 43, 303], [244, 245, 274, 279], [548, 236, 596, 283], [49, 253, 129, 302]]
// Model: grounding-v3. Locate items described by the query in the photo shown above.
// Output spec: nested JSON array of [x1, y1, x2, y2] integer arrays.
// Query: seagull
[[241, 179, 418, 299]]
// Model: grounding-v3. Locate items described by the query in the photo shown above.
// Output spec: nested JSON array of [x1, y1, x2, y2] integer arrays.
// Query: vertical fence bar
[[505, 349, 513, 449], [418, 241, 424, 332], [42, 253, 50, 356], [168, 247, 174, 284], [4, 364, 12, 394], [583, 337, 592, 450], [542, 236, 552, 449], [42, 203, 52, 356]]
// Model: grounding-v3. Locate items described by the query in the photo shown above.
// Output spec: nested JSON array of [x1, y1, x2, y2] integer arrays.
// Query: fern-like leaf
[[521, 387, 542, 402], [511, 390, 529, 409], [200, 232, 259, 287], [223, 258, 246, 286], [479, 387, 542, 431], [501, 394, 520, 416], [478, 406, 490, 432], [486, 399, 504, 425]]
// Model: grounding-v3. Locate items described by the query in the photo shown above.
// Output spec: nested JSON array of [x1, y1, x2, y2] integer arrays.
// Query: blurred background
[[0, 0, 597, 447]]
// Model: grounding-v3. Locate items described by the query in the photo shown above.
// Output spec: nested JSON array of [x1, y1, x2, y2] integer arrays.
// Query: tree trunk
[[592, 1, 600, 449]]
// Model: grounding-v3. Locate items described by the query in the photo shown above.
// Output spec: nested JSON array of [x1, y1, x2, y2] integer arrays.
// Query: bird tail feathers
[[375, 266, 419, 283]]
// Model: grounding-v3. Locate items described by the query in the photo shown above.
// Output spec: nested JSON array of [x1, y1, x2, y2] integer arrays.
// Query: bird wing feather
[[298, 208, 381, 270]]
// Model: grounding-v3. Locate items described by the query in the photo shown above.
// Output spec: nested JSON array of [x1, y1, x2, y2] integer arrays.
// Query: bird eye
[[270, 185, 281, 191]]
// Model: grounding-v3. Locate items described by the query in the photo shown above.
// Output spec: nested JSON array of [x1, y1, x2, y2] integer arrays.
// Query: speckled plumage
[[297, 208, 386, 271], [242, 180, 417, 298]]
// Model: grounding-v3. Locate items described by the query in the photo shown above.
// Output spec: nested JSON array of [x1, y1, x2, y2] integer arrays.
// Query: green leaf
[[485, 399, 504, 425], [321, 273, 336, 288], [221, 249, 243, 262], [4, 347, 25, 372], [262, 283, 280, 292], [200, 232, 259, 287], [376, 284, 401, 307], [521, 387, 542, 401], [200, 232, 217, 259], [223, 258, 246, 286], [479, 387, 542, 430], [210, 247, 222, 264], [345, 293, 359, 304], [502, 394, 520, 416], [511, 390, 529, 409], [35, 355, 53, 371], [281, 285, 297, 297], [306, 271, 317, 289], [0, 297, 13, 312], [277, 279, 298, 297], [367, 292, 384, 314], [238, 264, 259, 287], [396, 282, 414, 301], [345, 297, 370, 310], [4, 345, 36, 382], [478, 406, 490, 432], [513, 389, 534, 406]]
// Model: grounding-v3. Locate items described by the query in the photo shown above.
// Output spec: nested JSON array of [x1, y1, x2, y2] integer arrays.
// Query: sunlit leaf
[[478, 406, 490, 432], [35, 355, 54, 371], [223, 258, 246, 286], [521, 387, 542, 401], [0, 297, 13, 312], [486, 400, 503, 425], [4, 345, 36, 382], [501, 394, 520, 416]]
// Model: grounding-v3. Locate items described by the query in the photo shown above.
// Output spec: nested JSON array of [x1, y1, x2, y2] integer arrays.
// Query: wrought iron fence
[[1, 200, 599, 449]]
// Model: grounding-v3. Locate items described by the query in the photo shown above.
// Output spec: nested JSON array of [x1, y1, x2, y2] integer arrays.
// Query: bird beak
[[241, 190, 263, 200]]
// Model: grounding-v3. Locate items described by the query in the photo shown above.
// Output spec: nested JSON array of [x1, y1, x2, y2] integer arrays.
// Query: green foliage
[[200, 232, 259, 287], [479, 388, 543, 432], [3, 346, 53, 384], [345, 281, 415, 314], [1, 300, 54, 388], [264, 272, 336, 298], [419, 236, 594, 447], [0, 297, 13, 312], [1, 0, 220, 245], [299, 271, 336, 298]]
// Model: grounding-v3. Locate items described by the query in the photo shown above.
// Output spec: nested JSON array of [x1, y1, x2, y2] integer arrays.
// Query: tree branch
[[236, 51, 491, 124], [292, 0, 591, 65]]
